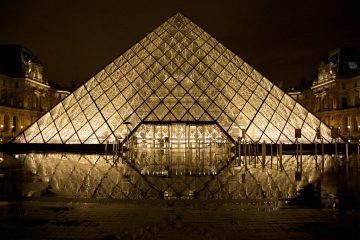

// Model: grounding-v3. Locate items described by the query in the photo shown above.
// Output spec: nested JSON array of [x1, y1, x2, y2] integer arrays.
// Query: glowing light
[[14, 13, 337, 145]]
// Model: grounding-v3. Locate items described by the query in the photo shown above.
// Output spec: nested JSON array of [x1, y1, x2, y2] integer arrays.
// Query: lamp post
[[11, 125, 15, 138], [124, 121, 132, 159], [0, 124, 3, 143], [348, 125, 351, 142]]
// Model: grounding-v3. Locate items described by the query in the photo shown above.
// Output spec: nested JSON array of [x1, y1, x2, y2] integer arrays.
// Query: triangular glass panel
[[163, 112, 177, 121], [181, 112, 195, 121], [30, 133, 44, 144], [84, 133, 99, 144], [67, 133, 80, 144], [13, 133, 26, 143], [145, 112, 159, 121], [48, 133, 62, 144]]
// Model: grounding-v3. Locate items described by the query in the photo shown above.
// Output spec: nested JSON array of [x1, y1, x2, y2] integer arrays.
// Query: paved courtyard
[[0, 199, 359, 240]]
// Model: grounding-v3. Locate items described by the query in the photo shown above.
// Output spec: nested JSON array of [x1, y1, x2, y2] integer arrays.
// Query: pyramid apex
[[173, 12, 185, 17], [165, 12, 191, 28]]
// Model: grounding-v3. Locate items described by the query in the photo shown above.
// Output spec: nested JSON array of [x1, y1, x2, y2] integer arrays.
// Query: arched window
[[4, 115, 10, 132], [342, 97, 347, 108]]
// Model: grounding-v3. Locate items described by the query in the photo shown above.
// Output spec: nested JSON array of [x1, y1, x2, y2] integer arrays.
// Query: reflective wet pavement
[[0, 200, 359, 239], [0, 152, 359, 239]]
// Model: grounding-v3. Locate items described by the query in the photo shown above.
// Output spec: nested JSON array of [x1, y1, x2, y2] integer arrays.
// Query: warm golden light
[[18, 152, 333, 200], [14, 13, 336, 145]]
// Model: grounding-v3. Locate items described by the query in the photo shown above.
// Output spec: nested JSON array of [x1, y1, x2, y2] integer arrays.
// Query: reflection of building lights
[[0, 124, 3, 128], [347, 125, 351, 129], [21, 126, 23, 129], [11, 125, 14, 129]]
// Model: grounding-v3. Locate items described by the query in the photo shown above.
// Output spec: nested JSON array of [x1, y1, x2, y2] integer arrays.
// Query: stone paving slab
[[0, 200, 359, 239]]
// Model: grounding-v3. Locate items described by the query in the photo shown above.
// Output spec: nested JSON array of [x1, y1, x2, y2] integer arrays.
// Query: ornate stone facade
[[0, 45, 69, 142], [289, 47, 360, 141]]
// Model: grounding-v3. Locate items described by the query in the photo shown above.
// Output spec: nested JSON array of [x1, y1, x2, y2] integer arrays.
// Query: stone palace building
[[0, 45, 69, 142]]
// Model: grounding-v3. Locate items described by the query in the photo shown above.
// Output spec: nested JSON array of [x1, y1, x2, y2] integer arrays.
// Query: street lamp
[[0, 125, 3, 143], [11, 125, 15, 138], [124, 121, 132, 154]]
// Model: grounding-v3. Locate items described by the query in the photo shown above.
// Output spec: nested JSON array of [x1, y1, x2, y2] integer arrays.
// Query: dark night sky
[[1, 0, 360, 89]]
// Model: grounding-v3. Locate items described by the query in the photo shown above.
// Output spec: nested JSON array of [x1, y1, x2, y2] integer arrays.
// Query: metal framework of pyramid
[[13, 13, 334, 144]]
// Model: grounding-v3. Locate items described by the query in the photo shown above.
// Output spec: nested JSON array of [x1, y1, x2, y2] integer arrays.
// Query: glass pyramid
[[13, 13, 334, 144]]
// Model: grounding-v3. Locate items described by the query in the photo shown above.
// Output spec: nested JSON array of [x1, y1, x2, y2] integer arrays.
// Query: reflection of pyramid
[[14, 13, 332, 144], [20, 153, 329, 200]]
